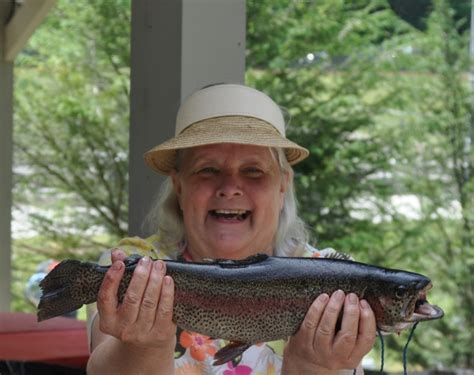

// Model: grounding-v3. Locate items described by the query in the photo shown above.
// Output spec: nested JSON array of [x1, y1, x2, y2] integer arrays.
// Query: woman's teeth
[[210, 209, 250, 220]]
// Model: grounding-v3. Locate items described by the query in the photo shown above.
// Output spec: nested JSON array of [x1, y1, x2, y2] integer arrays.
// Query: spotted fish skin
[[165, 255, 438, 341], [38, 254, 443, 359]]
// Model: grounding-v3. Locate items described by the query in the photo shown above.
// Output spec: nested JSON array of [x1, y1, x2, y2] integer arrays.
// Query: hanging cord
[[352, 322, 419, 375], [352, 328, 384, 375], [377, 328, 385, 375], [402, 322, 419, 375]]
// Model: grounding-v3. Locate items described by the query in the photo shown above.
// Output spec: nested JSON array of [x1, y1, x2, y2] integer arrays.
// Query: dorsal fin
[[203, 253, 269, 268], [123, 254, 142, 266]]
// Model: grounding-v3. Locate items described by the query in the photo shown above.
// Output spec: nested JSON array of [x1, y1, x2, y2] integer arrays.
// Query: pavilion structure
[[0, 0, 245, 312]]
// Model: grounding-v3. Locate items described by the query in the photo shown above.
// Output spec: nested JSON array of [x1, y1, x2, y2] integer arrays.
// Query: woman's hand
[[282, 290, 377, 374], [96, 250, 177, 351]]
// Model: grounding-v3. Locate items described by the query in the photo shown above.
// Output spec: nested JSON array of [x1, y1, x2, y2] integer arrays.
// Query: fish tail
[[37, 259, 101, 322]]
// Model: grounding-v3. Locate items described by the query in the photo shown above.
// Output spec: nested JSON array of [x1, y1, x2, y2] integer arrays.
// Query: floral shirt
[[89, 236, 346, 375]]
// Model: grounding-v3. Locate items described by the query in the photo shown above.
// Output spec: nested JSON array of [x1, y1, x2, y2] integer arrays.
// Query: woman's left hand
[[282, 290, 377, 374]]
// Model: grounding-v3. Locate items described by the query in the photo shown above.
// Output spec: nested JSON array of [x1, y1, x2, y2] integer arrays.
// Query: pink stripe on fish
[[174, 290, 313, 315]]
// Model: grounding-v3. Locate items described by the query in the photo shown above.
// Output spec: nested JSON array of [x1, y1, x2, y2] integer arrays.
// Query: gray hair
[[144, 148, 309, 257]]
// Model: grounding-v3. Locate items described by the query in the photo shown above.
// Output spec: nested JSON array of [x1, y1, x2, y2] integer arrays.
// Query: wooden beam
[[0, 2, 14, 311], [4, 0, 56, 62]]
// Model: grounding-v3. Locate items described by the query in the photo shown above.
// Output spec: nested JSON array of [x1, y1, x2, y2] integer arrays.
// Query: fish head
[[367, 271, 444, 333]]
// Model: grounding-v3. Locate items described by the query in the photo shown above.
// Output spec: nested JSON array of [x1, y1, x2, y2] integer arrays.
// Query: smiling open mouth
[[210, 209, 251, 221]]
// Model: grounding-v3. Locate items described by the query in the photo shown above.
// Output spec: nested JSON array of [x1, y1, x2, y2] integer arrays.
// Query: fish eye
[[395, 285, 408, 299]]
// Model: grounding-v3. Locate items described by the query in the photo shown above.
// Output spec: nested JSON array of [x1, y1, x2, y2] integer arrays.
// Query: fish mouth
[[405, 282, 444, 322], [209, 209, 251, 221]]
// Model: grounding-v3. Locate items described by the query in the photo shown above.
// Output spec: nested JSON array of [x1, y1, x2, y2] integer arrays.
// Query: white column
[[0, 2, 14, 312], [129, 0, 246, 236]]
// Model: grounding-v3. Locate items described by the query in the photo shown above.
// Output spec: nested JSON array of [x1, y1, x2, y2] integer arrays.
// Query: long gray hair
[[144, 148, 309, 257]]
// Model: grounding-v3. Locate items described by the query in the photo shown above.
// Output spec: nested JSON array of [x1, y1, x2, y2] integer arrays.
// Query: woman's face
[[171, 143, 290, 260]]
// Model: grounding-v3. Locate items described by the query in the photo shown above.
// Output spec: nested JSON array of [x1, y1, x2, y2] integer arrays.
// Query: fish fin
[[241, 253, 269, 263], [324, 251, 353, 261], [214, 253, 269, 268], [118, 236, 155, 252], [123, 254, 142, 266], [37, 259, 99, 322], [213, 341, 251, 366]]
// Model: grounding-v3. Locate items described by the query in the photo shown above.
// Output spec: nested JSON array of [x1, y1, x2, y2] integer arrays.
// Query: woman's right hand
[[96, 250, 177, 351]]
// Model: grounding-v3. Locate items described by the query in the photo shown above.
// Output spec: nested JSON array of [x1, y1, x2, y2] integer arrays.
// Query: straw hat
[[144, 84, 309, 175]]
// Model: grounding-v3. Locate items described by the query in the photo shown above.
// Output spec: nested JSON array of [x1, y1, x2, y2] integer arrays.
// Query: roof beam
[[4, 0, 56, 62]]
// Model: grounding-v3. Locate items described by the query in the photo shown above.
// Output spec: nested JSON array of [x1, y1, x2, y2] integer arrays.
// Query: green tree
[[14, 0, 131, 258], [247, 0, 473, 369], [383, 0, 473, 366]]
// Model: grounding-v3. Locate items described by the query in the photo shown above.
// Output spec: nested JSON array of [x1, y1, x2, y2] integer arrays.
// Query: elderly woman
[[87, 84, 376, 374]]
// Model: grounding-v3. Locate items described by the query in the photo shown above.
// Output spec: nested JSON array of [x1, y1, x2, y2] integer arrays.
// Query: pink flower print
[[223, 361, 252, 375]]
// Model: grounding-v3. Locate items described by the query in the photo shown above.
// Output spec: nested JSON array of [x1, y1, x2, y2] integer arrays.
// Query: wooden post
[[0, 2, 14, 311], [129, 0, 246, 236]]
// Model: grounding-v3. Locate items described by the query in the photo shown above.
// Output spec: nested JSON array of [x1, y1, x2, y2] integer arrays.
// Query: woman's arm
[[282, 290, 376, 375], [87, 251, 177, 375]]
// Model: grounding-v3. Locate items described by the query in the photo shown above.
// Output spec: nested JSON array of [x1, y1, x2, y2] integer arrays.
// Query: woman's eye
[[198, 167, 219, 175], [243, 168, 264, 177]]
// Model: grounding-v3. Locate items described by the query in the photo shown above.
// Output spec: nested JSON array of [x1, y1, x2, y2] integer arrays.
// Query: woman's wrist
[[88, 336, 176, 375], [282, 344, 357, 375], [120, 336, 176, 360]]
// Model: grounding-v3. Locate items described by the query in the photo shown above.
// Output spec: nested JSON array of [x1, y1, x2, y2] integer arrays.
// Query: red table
[[0, 312, 89, 368]]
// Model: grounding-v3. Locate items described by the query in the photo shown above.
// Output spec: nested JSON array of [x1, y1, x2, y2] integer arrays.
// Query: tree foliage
[[14, 0, 131, 257], [247, 0, 472, 368]]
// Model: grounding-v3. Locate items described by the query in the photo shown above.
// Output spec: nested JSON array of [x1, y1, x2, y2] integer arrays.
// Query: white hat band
[[176, 84, 286, 136]]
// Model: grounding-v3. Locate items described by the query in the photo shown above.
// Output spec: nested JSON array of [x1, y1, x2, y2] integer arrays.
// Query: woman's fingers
[[314, 290, 345, 349], [352, 299, 377, 358], [136, 260, 166, 330], [151, 271, 176, 340], [157, 275, 174, 324], [283, 293, 329, 363], [97, 260, 125, 331], [297, 293, 329, 346], [95, 255, 177, 348], [118, 256, 153, 325], [284, 290, 377, 372], [111, 249, 126, 263], [333, 293, 360, 354]]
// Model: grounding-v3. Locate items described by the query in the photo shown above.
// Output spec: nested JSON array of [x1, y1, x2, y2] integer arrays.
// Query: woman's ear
[[281, 168, 292, 192], [171, 170, 182, 204], [279, 169, 292, 210]]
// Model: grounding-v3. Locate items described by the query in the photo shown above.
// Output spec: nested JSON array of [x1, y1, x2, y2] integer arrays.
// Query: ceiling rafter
[[4, 0, 56, 62]]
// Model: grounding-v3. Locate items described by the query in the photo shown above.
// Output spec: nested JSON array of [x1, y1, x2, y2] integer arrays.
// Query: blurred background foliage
[[11, 0, 473, 370]]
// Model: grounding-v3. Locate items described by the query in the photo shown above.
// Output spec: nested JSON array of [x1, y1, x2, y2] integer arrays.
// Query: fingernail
[[360, 300, 370, 310], [111, 248, 123, 257], [140, 256, 150, 265], [111, 261, 122, 271], [154, 260, 163, 271], [348, 293, 358, 305], [318, 293, 329, 303], [334, 290, 345, 302], [164, 276, 171, 285]]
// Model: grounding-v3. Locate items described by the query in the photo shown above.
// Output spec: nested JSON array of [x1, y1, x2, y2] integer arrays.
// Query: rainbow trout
[[37, 254, 443, 365]]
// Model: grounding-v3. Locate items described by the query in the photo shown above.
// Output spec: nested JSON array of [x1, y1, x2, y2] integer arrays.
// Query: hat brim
[[144, 116, 309, 175]]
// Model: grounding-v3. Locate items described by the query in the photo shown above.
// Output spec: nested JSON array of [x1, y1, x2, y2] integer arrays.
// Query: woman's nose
[[216, 174, 243, 198]]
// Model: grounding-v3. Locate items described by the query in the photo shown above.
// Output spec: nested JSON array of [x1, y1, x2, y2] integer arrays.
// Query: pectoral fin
[[213, 341, 251, 366]]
